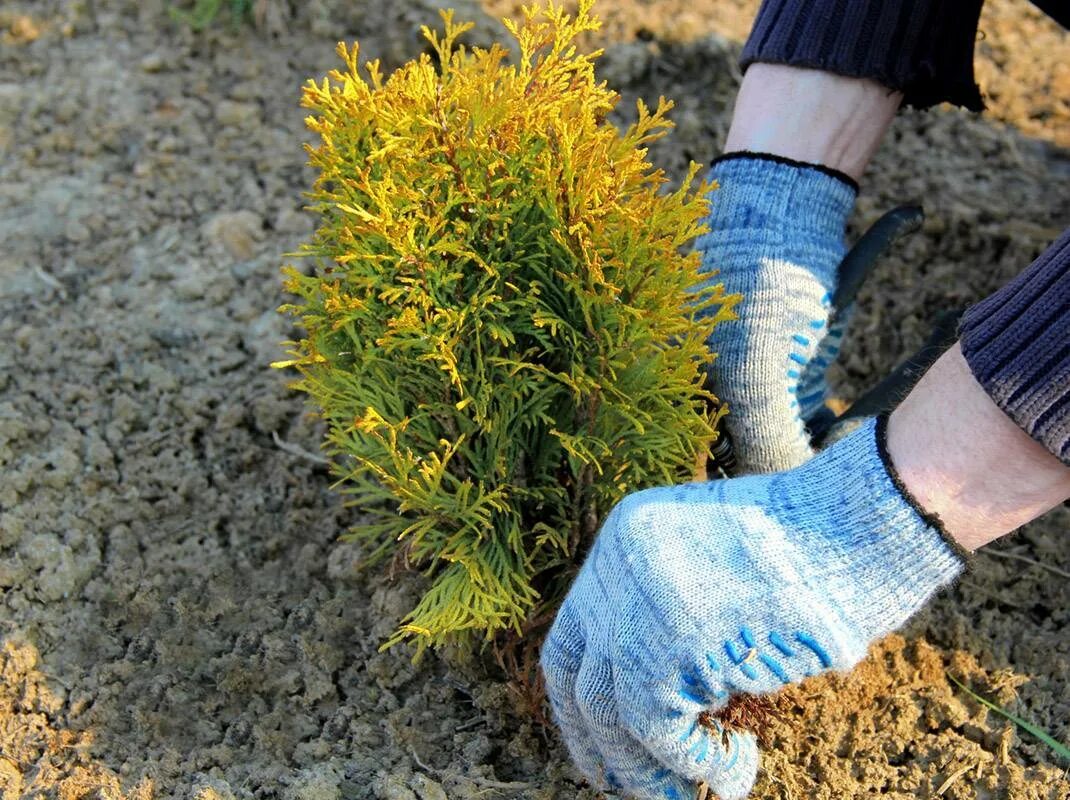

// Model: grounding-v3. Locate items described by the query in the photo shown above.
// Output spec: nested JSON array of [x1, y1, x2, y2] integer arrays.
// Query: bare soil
[[0, 1, 1067, 798]]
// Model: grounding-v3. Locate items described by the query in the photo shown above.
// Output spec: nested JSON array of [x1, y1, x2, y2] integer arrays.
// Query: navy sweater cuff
[[959, 229, 1070, 466], [740, 0, 985, 111]]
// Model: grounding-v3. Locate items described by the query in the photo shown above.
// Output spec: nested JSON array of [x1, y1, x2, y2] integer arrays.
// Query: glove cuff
[[698, 152, 857, 291], [786, 416, 967, 646], [873, 413, 973, 563], [711, 150, 859, 193]]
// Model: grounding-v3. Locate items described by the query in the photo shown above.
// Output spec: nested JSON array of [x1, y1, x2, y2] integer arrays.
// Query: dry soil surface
[[0, 1, 1068, 799]]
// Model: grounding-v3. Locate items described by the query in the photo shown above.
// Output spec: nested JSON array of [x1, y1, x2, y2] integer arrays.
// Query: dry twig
[[34, 264, 67, 298], [271, 430, 328, 464], [935, 762, 976, 795], [980, 549, 1070, 580]]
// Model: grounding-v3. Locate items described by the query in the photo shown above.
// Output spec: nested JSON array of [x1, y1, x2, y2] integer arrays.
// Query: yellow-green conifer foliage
[[278, 0, 738, 653]]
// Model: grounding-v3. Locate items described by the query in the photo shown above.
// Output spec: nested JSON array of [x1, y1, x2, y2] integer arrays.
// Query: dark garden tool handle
[[808, 308, 964, 446], [707, 426, 737, 479], [833, 205, 925, 311]]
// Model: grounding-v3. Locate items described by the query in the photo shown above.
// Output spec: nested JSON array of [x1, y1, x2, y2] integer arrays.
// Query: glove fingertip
[[704, 730, 759, 800]]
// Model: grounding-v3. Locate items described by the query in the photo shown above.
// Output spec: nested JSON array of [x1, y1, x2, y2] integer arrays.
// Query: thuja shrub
[[278, 0, 738, 654]]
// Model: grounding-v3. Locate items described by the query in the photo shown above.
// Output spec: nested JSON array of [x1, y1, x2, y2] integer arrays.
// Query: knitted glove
[[541, 417, 966, 800], [695, 152, 858, 473]]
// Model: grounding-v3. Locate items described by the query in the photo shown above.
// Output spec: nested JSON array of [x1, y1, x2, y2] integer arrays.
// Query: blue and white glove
[[541, 417, 966, 800], [695, 153, 858, 473]]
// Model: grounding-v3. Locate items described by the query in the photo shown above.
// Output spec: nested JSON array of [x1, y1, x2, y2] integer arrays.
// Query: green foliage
[[277, 0, 738, 654], [947, 673, 1070, 764], [169, 0, 252, 31]]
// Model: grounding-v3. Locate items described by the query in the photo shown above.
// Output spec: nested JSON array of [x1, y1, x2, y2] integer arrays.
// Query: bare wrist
[[724, 64, 901, 182], [887, 344, 1070, 551]]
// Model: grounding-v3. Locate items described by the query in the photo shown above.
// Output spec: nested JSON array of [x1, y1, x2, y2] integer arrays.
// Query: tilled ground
[[0, 1, 1067, 798]]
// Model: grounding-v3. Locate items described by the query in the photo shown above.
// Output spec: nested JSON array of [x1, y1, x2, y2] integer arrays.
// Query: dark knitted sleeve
[[740, 0, 985, 110], [959, 229, 1070, 466]]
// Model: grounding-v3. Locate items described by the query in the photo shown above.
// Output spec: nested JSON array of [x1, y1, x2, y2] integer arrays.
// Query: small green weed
[[169, 0, 252, 31], [948, 673, 1070, 764]]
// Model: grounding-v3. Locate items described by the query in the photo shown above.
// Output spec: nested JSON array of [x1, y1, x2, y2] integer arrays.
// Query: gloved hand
[[694, 152, 857, 474], [540, 417, 965, 800]]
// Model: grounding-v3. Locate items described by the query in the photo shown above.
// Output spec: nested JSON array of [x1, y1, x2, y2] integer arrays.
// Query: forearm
[[740, 0, 985, 111], [959, 230, 1070, 465], [724, 64, 900, 182], [888, 343, 1070, 552]]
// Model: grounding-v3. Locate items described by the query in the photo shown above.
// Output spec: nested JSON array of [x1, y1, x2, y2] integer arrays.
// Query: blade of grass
[[947, 672, 1070, 763]]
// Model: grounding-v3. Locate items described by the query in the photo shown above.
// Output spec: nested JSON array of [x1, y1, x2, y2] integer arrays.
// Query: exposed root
[[700, 691, 794, 747]]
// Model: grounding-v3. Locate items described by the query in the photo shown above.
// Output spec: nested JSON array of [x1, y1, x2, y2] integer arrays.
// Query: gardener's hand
[[694, 152, 857, 474], [540, 417, 965, 800]]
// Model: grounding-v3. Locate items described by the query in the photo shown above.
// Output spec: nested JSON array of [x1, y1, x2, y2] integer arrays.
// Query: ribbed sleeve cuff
[[959, 229, 1070, 465], [740, 0, 986, 111]]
